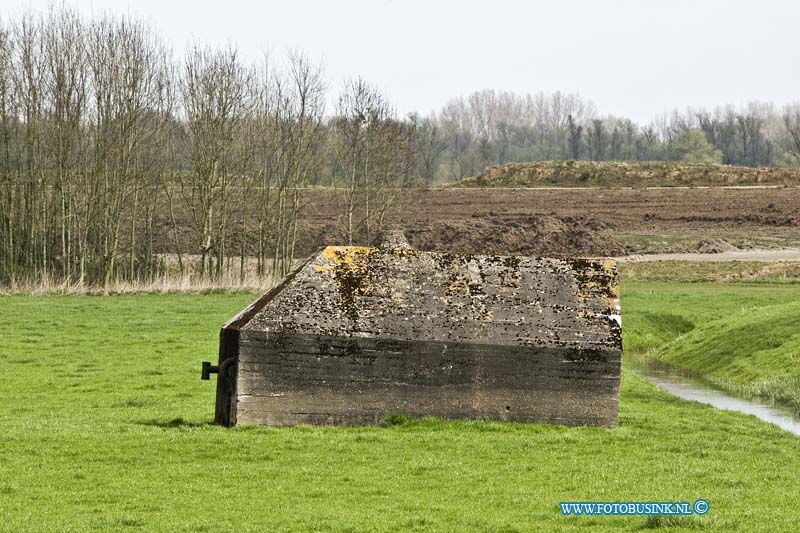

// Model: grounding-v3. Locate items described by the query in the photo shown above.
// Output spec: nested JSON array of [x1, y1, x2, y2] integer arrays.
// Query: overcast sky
[[5, 0, 799, 123]]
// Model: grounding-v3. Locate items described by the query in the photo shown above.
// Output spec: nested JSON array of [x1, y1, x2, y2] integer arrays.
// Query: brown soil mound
[[695, 239, 739, 254], [458, 160, 800, 188], [403, 216, 626, 257], [294, 214, 625, 257]]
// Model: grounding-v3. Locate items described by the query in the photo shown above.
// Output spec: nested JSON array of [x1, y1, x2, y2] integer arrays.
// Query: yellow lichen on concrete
[[602, 259, 621, 298], [315, 246, 376, 278], [322, 246, 374, 266], [318, 247, 382, 317], [389, 247, 421, 258], [577, 279, 601, 300], [448, 279, 465, 293]]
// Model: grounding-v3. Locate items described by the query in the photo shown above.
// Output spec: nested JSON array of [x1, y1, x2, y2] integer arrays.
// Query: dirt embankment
[[457, 160, 800, 188], [278, 213, 622, 258], [403, 215, 621, 256], [292, 189, 626, 257]]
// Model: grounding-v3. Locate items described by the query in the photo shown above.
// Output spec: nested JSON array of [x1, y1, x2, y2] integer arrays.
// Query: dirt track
[[617, 249, 800, 262]]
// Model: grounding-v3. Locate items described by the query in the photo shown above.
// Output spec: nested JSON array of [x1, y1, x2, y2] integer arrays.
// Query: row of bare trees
[[0, 8, 413, 287], [0, 9, 173, 286]]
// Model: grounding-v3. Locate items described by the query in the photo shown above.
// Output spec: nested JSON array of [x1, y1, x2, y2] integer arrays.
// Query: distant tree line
[[1, 7, 800, 287], [426, 91, 800, 182]]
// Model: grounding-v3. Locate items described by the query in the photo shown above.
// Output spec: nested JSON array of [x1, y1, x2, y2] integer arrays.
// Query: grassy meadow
[[622, 263, 800, 411], [634, 291, 800, 411], [1, 269, 800, 531]]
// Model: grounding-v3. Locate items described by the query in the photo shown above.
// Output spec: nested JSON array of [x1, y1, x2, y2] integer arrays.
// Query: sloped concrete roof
[[239, 243, 621, 352]]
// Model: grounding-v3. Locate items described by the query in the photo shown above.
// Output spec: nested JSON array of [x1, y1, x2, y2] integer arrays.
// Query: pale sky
[[4, 0, 799, 123]]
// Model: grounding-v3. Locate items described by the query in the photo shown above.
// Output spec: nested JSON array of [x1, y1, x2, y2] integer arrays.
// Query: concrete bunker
[[203, 232, 622, 427]]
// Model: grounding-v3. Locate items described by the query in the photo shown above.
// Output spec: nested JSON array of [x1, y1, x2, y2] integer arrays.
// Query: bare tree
[[269, 51, 326, 278], [408, 112, 445, 186], [587, 119, 606, 161], [180, 43, 251, 278], [85, 15, 172, 285], [332, 78, 410, 244], [0, 18, 18, 282], [9, 12, 49, 282], [567, 114, 582, 159], [783, 103, 800, 164], [42, 7, 88, 283]]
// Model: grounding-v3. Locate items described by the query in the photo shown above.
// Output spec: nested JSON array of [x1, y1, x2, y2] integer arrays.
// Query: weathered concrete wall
[[235, 333, 619, 426], [215, 242, 622, 427]]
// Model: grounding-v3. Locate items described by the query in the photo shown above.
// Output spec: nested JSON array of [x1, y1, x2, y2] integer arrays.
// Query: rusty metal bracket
[[201, 361, 218, 380], [201, 358, 237, 380]]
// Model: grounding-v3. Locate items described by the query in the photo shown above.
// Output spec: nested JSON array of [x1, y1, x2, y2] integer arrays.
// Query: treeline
[[0, 8, 415, 287], [429, 92, 800, 182], [2, 7, 800, 288]]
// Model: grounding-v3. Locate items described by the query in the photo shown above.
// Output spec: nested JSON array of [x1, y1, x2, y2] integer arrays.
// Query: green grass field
[[1, 278, 799, 531]]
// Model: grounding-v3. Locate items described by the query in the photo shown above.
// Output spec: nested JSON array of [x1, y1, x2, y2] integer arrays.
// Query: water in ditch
[[628, 355, 800, 437]]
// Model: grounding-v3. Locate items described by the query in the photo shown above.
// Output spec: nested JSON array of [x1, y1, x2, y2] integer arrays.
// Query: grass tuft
[[379, 412, 414, 427], [638, 515, 710, 530], [140, 417, 213, 429]]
